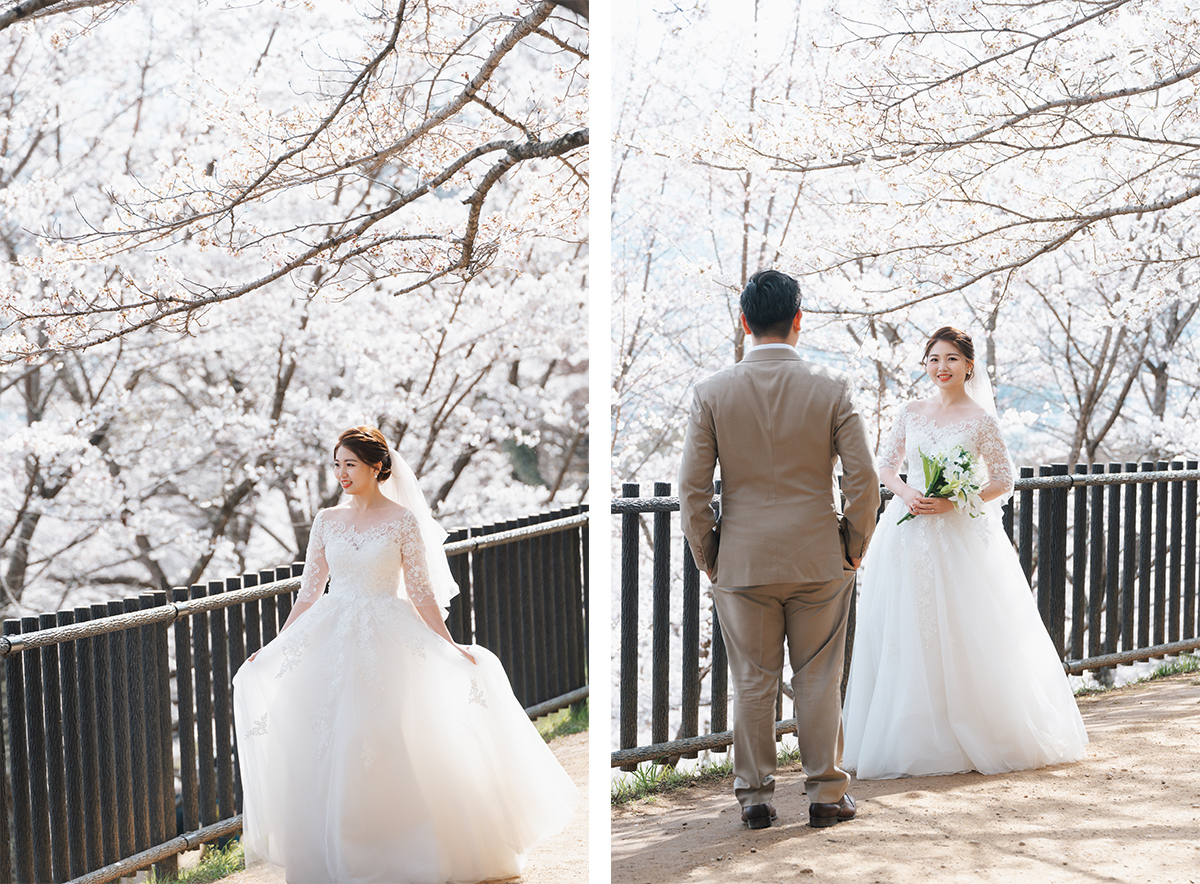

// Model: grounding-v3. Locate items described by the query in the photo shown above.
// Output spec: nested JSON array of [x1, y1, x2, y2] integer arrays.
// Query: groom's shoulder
[[694, 353, 851, 392], [795, 357, 851, 385]]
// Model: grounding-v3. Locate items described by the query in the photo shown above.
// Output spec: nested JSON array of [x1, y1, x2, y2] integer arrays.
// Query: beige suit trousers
[[712, 574, 855, 807]]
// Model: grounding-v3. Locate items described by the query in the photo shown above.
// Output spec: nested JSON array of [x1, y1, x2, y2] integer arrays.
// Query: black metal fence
[[612, 464, 1200, 767], [1, 505, 588, 884]]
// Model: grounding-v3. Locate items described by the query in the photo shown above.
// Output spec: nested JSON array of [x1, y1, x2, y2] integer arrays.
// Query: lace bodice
[[295, 508, 435, 606], [878, 405, 1015, 494]]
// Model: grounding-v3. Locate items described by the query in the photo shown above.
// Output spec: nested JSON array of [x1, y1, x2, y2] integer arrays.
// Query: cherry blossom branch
[[4, 127, 587, 357]]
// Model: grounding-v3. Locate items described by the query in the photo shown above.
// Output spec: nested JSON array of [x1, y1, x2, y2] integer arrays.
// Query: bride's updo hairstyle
[[335, 427, 393, 482], [922, 326, 975, 381]]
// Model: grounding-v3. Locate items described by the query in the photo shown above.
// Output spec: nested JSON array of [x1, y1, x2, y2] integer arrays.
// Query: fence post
[[1121, 464, 1137, 653], [120, 598, 150, 858], [39, 611, 69, 882], [681, 543, 701, 758], [275, 569, 293, 628], [1187, 461, 1198, 640], [242, 571, 262, 660], [89, 602, 120, 867], [74, 606, 103, 872], [1154, 461, 1170, 652], [173, 587, 199, 834], [1049, 464, 1070, 656], [225, 577, 246, 819], [710, 598, 729, 752], [1035, 467, 1054, 635], [1086, 463, 1105, 678], [209, 579, 236, 825], [446, 529, 472, 644], [550, 511, 570, 702], [4, 619, 34, 883], [103, 599, 137, 864], [517, 516, 541, 705], [571, 506, 588, 702], [136, 593, 167, 879], [259, 570, 278, 646], [56, 609, 84, 879], [189, 584, 218, 827], [1170, 461, 1184, 645], [472, 524, 497, 661], [651, 482, 672, 750], [1018, 466, 1035, 580], [1071, 465, 1089, 659], [619, 483, 640, 771], [1138, 462, 1154, 650], [152, 590, 178, 878], [0, 634, 9, 884]]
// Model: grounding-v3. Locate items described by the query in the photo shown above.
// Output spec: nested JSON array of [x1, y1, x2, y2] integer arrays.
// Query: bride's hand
[[913, 496, 954, 515], [898, 486, 923, 513]]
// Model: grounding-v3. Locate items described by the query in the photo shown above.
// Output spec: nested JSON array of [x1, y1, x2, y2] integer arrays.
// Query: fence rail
[[613, 464, 1200, 768], [2, 505, 588, 884]]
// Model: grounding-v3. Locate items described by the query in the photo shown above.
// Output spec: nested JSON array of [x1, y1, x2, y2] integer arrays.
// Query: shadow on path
[[611, 675, 1200, 884]]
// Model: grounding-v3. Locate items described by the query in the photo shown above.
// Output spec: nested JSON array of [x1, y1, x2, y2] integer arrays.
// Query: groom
[[679, 269, 880, 829]]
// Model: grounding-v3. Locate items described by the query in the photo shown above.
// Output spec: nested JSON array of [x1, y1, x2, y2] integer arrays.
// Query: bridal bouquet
[[897, 446, 984, 524]]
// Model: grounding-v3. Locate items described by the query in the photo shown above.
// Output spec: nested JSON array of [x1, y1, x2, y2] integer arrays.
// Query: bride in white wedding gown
[[842, 327, 1087, 780], [233, 427, 579, 883]]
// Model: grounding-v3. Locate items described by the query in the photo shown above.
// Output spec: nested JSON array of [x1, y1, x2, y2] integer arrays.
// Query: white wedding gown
[[232, 508, 579, 883], [842, 407, 1088, 779]]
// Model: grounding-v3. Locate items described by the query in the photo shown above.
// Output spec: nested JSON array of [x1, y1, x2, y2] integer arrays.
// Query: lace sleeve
[[878, 407, 908, 473], [398, 509, 435, 605], [976, 414, 1015, 495], [295, 511, 329, 606]]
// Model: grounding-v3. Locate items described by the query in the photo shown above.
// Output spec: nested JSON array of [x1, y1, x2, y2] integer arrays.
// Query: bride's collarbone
[[911, 400, 987, 428], [324, 503, 409, 534]]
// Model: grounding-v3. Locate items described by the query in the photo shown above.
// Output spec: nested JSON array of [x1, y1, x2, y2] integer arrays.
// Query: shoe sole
[[809, 815, 853, 828], [744, 816, 773, 829]]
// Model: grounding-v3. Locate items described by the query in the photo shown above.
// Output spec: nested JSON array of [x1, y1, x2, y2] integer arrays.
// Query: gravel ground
[[611, 674, 1200, 884]]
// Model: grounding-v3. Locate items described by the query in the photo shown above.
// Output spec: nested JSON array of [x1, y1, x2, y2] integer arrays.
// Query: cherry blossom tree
[[610, 0, 1200, 754], [0, 0, 588, 614]]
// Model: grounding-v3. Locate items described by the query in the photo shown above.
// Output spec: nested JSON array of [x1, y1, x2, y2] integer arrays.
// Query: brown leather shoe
[[741, 803, 777, 829], [809, 794, 856, 828]]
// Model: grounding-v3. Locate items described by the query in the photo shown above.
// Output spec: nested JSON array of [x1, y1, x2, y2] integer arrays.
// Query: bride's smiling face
[[924, 340, 972, 391], [333, 446, 380, 495]]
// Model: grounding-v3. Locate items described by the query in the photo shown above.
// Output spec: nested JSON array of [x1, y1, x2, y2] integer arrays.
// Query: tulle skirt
[[842, 499, 1088, 779], [232, 591, 579, 883]]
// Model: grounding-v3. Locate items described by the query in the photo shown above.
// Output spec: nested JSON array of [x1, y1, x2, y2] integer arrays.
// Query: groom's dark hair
[[741, 269, 801, 339]]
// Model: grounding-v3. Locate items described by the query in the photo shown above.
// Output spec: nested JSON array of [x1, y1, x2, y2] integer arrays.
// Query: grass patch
[[611, 756, 734, 805], [1074, 653, 1199, 697], [1150, 653, 1200, 679], [147, 840, 244, 884], [536, 699, 588, 742], [611, 741, 803, 806]]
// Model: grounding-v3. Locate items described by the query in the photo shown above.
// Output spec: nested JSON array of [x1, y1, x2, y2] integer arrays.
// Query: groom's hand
[[846, 556, 862, 571]]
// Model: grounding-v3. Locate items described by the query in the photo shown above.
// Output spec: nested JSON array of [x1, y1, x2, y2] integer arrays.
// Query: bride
[[842, 327, 1088, 779], [232, 426, 579, 883]]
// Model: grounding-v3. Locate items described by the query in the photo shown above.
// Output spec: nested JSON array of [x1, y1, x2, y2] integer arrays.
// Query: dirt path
[[612, 675, 1200, 884], [214, 730, 588, 884]]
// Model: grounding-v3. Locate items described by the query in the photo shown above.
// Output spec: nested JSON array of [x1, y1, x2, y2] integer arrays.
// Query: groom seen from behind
[[679, 269, 880, 829]]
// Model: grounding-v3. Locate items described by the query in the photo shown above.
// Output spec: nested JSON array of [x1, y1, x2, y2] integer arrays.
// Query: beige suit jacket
[[679, 346, 881, 587]]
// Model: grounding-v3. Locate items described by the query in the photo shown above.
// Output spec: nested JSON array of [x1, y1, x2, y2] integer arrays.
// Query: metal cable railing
[[2, 505, 589, 884], [613, 463, 1200, 768]]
